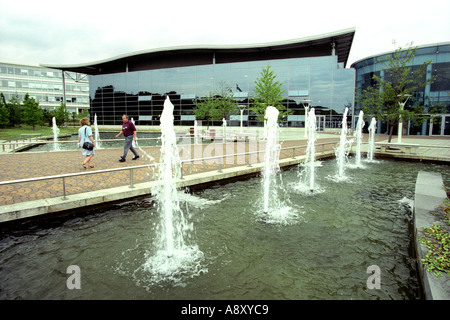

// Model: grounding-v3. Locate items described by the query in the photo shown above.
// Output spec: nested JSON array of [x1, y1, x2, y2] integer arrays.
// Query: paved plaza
[[0, 136, 336, 205], [0, 130, 448, 207]]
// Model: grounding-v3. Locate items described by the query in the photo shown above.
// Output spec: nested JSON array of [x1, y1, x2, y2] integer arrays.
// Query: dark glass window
[[431, 62, 450, 91], [89, 56, 355, 125]]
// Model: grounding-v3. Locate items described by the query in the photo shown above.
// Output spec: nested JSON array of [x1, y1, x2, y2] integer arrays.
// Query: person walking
[[115, 114, 139, 162], [78, 118, 95, 169]]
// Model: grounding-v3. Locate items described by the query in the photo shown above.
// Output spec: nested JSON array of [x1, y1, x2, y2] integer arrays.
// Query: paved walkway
[[0, 136, 337, 205], [0, 133, 448, 206]]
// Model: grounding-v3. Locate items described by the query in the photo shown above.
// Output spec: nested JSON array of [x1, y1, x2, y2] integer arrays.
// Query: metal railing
[[178, 141, 337, 178], [0, 129, 262, 153], [0, 141, 339, 203], [0, 137, 165, 153], [0, 163, 159, 200], [0, 135, 243, 153]]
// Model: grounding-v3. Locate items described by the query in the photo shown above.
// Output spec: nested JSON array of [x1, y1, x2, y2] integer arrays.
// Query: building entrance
[[430, 114, 450, 136]]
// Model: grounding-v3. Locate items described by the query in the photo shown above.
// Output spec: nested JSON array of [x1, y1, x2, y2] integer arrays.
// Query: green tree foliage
[[52, 102, 70, 126], [251, 65, 290, 121], [213, 82, 237, 119], [22, 93, 43, 130], [193, 82, 237, 128], [43, 108, 53, 127], [78, 109, 90, 121], [0, 95, 10, 128], [358, 43, 437, 142], [194, 92, 216, 128], [6, 92, 22, 127]]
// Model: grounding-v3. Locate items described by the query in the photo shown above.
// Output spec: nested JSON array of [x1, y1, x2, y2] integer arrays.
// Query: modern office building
[[42, 28, 356, 128], [351, 42, 450, 136], [0, 62, 90, 114]]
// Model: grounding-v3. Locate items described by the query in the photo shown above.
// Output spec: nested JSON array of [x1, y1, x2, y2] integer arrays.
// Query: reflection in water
[[0, 159, 448, 299]]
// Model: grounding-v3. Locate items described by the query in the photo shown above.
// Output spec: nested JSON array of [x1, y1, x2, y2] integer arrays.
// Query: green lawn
[[0, 125, 79, 140]]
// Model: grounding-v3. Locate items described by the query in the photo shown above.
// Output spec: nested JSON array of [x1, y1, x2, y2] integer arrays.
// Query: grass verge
[[419, 189, 450, 277]]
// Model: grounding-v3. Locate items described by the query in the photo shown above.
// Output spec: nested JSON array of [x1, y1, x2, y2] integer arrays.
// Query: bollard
[[62, 177, 68, 200], [180, 162, 184, 179], [130, 168, 135, 188], [218, 157, 223, 173]]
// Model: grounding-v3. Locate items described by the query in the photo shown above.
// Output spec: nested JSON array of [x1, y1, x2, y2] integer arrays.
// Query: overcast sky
[[1, 0, 449, 68]]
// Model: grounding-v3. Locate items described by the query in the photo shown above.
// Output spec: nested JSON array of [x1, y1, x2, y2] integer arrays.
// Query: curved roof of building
[[350, 41, 450, 68], [41, 28, 355, 75]]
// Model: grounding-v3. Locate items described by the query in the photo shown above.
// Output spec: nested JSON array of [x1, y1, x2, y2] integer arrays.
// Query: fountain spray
[[354, 110, 364, 167], [94, 114, 102, 149], [222, 118, 227, 142], [262, 106, 280, 214], [305, 108, 317, 192], [52, 117, 60, 151], [367, 117, 377, 161], [260, 106, 299, 223], [194, 120, 199, 145], [335, 107, 350, 179], [157, 97, 185, 256], [142, 97, 204, 283]]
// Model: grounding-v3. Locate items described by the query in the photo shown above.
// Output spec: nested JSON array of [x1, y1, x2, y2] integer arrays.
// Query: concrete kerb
[[0, 149, 336, 223], [373, 138, 450, 163], [413, 171, 450, 300]]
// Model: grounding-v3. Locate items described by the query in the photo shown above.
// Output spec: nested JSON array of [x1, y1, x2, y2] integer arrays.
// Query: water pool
[[0, 158, 448, 299]]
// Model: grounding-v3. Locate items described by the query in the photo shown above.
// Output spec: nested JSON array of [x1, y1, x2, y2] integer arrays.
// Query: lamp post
[[397, 94, 412, 144], [239, 105, 245, 134], [301, 100, 312, 138]]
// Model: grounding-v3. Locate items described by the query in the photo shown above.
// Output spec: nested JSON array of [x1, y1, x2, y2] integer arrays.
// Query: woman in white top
[[78, 117, 95, 169]]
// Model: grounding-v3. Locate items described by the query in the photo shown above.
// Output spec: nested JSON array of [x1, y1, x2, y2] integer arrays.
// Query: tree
[[193, 82, 237, 128], [0, 95, 10, 128], [6, 93, 22, 127], [71, 111, 78, 126], [22, 93, 43, 130], [193, 92, 216, 129], [43, 108, 53, 127], [78, 108, 90, 121], [211, 82, 237, 120], [358, 43, 437, 142], [251, 65, 290, 121], [52, 102, 70, 126]]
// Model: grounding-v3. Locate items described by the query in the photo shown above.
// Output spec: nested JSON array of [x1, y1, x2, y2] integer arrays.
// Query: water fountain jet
[[259, 106, 299, 223], [354, 110, 365, 167], [94, 113, 102, 149], [294, 108, 321, 194], [367, 117, 377, 161], [334, 107, 353, 180], [51, 117, 60, 151], [194, 120, 200, 145], [305, 108, 317, 192], [222, 118, 227, 142], [142, 96, 204, 282], [262, 106, 280, 214]]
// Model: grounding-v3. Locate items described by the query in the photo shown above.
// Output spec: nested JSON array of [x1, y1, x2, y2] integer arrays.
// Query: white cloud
[[0, 0, 448, 66]]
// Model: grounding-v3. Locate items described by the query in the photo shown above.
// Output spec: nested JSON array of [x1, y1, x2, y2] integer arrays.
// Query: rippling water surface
[[0, 158, 449, 299]]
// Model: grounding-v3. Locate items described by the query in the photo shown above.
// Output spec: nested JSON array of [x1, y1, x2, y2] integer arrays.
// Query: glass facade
[[352, 43, 450, 136], [0, 62, 90, 113], [90, 55, 355, 127]]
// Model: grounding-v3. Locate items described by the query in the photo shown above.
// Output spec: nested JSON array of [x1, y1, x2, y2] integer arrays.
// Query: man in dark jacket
[[115, 114, 139, 162]]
